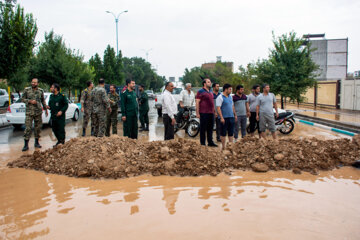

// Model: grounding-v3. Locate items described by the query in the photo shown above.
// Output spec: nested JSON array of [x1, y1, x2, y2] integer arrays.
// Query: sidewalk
[[283, 103, 360, 133]]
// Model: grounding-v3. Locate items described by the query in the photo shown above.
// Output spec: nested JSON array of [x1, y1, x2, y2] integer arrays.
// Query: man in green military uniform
[[138, 84, 149, 131], [47, 83, 68, 146], [21, 78, 48, 151], [80, 81, 93, 136], [121, 79, 138, 139], [105, 84, 120, 136], [91, 78, 111, 137]]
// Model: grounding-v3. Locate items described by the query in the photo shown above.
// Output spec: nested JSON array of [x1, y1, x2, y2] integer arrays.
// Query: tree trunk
[[281, 95, 284, 109]]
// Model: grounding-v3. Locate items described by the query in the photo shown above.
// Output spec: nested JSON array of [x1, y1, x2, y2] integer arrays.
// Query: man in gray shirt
[[233, 85, 250, 140], [256, 83, 279, 139]]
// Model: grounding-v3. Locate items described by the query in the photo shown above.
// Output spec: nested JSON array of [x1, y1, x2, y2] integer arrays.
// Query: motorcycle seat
[[276, 112, 293, 120]]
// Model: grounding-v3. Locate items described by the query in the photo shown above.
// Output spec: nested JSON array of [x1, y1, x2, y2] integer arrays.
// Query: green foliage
[[0, 81, 8, 89], [256, 32, 318, 106], [0, 2, 37, 91], [31, 30, 94, 92], [90, 49, 164, 91]]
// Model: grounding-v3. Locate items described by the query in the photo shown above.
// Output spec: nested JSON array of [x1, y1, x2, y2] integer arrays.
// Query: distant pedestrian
[[212, 83, 221, 142], [256, 83, 279, 139], [105, 84, 120, 137], [121, 79, 139, 139], [91, 78, 111, 137], [162, 82, 177, 140], [177, 83, 195, 126], [196, 78, 217, 147], [21, 78, 48, 151], [80, 81, 93, 136], [138, 84, 149, 131], [216, 83, 237, 149], [48, 83, 68, 146], [233, 85, 250, 140], [248, 84, 261, 136]]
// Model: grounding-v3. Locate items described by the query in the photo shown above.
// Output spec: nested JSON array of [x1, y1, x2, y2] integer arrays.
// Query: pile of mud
[[8, 135, 360, 178]]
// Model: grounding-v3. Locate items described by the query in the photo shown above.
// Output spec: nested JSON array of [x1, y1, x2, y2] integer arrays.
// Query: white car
[[0, 88, 9, 107], [6, 92, 80, 129]]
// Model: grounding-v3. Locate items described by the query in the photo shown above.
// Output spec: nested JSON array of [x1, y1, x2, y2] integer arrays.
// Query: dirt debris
[[7, 135, 360, 178]]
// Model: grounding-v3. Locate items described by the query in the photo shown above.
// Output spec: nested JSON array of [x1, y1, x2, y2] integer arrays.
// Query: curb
[[298, 119, 356, 137], [295, 113, 360, 134]]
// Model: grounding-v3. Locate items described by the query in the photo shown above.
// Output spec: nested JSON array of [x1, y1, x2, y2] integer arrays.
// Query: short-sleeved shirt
[[180, 89, 195, 107], [216, 94, 234, 118], [248, 93, 260, 112], [233, 94, 248, 116], [256, 93, 276, 115], [196, 88, 214, 114]]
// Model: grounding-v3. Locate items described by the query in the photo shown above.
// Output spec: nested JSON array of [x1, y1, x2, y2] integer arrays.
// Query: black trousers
[[215, 116, 221, 141], [163, 114, 174, 140], [200, 113, 214, 145], [249, 112, 260, 133]]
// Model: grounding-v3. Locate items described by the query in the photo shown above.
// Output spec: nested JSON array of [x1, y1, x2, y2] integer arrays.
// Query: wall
[[341, 79, 360, 110], [301, 81, 339, 108]]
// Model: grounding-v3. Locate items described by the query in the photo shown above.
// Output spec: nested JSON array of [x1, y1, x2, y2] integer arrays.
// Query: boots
[[82, 128, 86, 137], [139, 124, 145, 132], [22, 140, 29, 151], [144, 124, 149, 131], [34, 138, 42, 148]]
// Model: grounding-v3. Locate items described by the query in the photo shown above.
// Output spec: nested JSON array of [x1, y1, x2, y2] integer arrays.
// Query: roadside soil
[[8, 135, 360, 178]]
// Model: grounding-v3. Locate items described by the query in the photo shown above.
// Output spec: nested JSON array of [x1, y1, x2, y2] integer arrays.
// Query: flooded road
[[0, 100, 359, 239]]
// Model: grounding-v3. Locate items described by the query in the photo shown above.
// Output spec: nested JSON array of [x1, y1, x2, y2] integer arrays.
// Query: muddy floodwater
[[1, 101, 359, 239]]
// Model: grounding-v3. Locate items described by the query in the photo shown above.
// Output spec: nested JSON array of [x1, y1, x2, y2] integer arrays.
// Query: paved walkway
[[283, 103, 360, 128]]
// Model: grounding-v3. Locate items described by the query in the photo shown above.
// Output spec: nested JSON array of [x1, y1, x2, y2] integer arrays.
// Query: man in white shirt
[[177, 83, 195, 125], [162, 82, 177, 140]]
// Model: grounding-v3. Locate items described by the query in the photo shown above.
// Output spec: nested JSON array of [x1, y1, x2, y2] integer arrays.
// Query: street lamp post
[[106, 10, 128, 55], [141, 48, 153, 62]]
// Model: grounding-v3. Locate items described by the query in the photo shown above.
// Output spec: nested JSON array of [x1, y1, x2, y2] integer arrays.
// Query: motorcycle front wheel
[[279, 120, 294, 134], [186, 120, 200, 137]]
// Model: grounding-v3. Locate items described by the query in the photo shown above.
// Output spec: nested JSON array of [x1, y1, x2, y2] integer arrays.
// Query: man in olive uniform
[[80, 81, 93, 136], [105, 84, 120, 136], [138, 84, 149, 131], [47, 83, 68, 146], [21, 78, 48, 151], [91, 78, 111, 137], [121, 79, 138, 139]]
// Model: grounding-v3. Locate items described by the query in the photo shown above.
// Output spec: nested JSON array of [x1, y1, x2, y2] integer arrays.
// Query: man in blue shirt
[[216, 83, 237, 150]]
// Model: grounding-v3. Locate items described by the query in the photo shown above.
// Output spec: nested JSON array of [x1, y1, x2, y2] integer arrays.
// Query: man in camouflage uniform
[[138, 84, 149, 131], [105, 84, 120, 136], [80, 81, 93, 136], [21, 78, 48, 151], [91, 78, 111, 137], [121, 79, 138, 139]]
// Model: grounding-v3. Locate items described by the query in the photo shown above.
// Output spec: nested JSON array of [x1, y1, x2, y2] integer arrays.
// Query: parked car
[[155, 87, 183, 117], [145, 90, 155, 99], [0, 88, 9, 107], [6, 92, 80, 129]]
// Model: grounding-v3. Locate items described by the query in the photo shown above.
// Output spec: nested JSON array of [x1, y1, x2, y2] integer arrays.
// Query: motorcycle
[[174, 106, 200, 137], [246, 111, 296, 134]]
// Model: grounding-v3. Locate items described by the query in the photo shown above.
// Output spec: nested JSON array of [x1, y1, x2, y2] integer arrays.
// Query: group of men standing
[[21, 78, 68, 151], [80, 78, 149, 139], [161, 78, 279, 150]]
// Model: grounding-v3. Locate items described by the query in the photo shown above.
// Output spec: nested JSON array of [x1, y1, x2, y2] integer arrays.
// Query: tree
[[89, 53, 103, 81], [0, 2, 37, 92], [258, 32, 318, 108], [103, 45, 117, 84], [32, 30, 94, 95]]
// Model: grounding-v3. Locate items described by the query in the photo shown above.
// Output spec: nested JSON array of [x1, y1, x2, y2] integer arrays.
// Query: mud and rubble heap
[[8, 135, 360, 178]]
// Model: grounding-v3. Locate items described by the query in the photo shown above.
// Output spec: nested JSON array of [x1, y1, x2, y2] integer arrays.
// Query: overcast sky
[[21, 0, 360, 79]]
